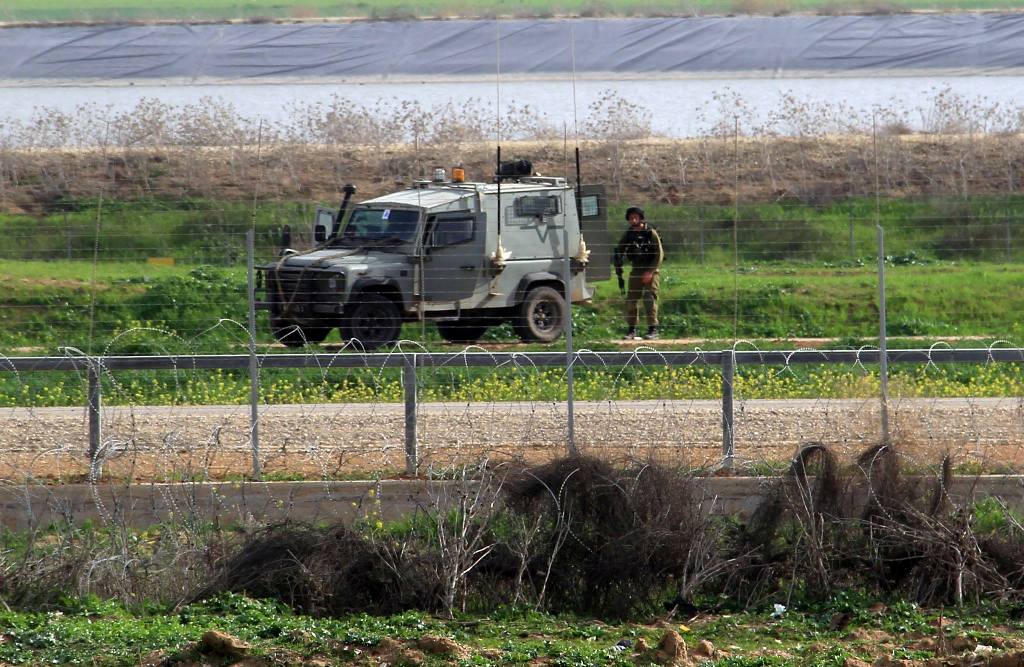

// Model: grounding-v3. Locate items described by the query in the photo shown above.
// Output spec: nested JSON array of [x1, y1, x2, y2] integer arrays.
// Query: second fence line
[[3, 347, 1023, 478]]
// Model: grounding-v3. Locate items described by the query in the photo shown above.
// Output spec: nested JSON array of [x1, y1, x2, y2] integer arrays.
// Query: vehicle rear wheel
[[271, 318, 332, 348], [436, 318, 491, 344], [340, 292, 402, 351], [514, 285, 566, 343]]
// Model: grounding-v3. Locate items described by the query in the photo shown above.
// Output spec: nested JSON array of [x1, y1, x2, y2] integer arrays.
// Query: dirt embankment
[[2, 134, 1022, 214]]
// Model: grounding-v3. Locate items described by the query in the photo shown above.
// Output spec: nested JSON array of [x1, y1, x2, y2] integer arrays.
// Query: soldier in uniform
[[613, 206, 664, 340]]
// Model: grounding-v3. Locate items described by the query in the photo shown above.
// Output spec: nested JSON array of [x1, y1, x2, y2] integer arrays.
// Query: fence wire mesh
[[1, 93, 1024, 535]]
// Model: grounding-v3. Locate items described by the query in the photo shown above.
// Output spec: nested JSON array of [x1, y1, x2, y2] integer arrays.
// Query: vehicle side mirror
[[313, 209, 334, 244]]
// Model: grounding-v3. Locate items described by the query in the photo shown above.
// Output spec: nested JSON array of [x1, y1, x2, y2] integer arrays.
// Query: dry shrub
[[192, 522, 438, 615], [1, 88, 1023, 212], [881, 120, 914, 136], [504, 455, 712, 618], [8, 454, 1024, 617], [198, 463, 506, 618], [196, 456, 716, 619], [735, 442, 1024, 607], [732, 443, 851, 604], [582, 90, 653, 141], [1, 516, 227, 611]]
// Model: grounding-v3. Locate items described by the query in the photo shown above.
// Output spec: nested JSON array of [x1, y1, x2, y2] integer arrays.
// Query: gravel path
[[1, 397, 1022, 480]]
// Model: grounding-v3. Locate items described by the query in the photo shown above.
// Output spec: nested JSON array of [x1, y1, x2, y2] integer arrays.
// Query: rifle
[[616, 268, 625, 296]]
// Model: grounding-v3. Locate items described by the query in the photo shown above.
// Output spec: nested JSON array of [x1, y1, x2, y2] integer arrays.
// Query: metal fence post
[[721, 351, 735, 468], [877, 225, 890, 444], [87, 361, 101, 461], [561, 200, 577, 458], [246, 229, 262, 481], [403, 356, 419, 476]]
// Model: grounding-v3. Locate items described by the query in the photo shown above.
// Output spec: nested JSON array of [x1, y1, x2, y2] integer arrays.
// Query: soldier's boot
[[623, 328, 637, 340], [643, 326, 659, 340]]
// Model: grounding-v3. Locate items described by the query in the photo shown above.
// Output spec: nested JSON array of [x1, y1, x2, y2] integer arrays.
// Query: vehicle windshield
[[333, 208, 421, 246]]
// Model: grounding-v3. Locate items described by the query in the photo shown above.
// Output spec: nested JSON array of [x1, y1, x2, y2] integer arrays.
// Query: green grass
[[1, 196, 1023, 406], [7, 256, 1020, 350], [0, 0, 1020, 23], [0, 199, 303, 265], [0, 592, 1021, 666]]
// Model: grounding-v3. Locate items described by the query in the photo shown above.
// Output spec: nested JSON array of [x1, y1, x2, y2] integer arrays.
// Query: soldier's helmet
[[625, 206, 645, 221]]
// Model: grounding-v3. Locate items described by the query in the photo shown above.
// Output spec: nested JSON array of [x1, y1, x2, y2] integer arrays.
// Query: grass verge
[[1, 592, 1023, 666]]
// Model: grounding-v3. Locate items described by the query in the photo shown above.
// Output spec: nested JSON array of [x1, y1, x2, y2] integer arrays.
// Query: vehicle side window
[[431, 214, 474, 247], [514, 195, 560, 218]]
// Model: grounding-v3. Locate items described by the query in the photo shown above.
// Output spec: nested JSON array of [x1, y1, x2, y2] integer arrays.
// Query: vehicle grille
[[268, 269, 317, 315]]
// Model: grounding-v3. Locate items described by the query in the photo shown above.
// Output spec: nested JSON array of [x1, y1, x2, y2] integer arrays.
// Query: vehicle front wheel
[[340, 292, 402, 351], [514, 285, 566, 343], [271, 318, 332, 348]]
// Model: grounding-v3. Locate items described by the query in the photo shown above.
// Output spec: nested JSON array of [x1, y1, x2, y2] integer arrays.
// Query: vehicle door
[[421, 210, 486, 302]]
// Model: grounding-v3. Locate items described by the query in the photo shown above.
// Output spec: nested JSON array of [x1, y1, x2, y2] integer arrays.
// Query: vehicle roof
[[478, 181, 569, 194], [359, 188, 474, 208], [360, 180, 570, 209]]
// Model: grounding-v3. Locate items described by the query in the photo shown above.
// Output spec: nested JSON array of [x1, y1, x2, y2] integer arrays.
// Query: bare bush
[[1, 505, 225, 610], [581, 89, 653, 141], [195, 464, 507, 617], [504, 455, 713, 618], [191, 521, 419, 615], [0, 85, 1020, 211], [733, 442, 1024, 608], [424, 463, 505, 617], [6, 452, 1024, 617]]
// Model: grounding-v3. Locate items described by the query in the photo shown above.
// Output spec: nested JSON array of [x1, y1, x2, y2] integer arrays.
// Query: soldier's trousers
[[625, 270, 659, 328]]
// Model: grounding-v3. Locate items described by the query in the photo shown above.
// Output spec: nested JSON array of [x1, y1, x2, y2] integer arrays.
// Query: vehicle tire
[[340, 292, 402, 351], [514, 285, 566, 343], [436, 318, 490, 344], [271, 318, 332, 347]]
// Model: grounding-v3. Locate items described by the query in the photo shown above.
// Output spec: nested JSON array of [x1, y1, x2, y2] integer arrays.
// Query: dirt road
[[1, 397, 1022, 481]]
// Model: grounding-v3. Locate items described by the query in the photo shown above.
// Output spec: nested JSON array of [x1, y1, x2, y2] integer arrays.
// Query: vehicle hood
[[270, 248, 410, 271]]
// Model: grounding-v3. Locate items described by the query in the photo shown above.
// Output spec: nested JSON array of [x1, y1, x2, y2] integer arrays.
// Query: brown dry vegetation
[[9, 450, 1024, 618], [2, 132, 1023, 215], [2, 90, 1021, 210]]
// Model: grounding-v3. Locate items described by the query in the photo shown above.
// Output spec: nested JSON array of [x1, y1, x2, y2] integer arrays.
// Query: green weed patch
[[1, 361, 1023, 407]]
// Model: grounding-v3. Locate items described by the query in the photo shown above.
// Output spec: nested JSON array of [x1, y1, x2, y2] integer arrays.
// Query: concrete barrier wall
[[4, 476, 1023, 531]]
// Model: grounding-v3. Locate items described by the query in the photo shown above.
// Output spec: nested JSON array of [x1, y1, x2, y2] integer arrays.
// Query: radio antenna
[[562, 21, 582, 455], [570, 22, 583, 219], [491, 18, 508, 272], [570, 21, 580, 145], [495, 18, 502, 146], [495, 17, 502, 238]]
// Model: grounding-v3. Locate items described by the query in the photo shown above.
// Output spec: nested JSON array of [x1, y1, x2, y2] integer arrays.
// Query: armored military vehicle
[[257, 161, 609, 350]]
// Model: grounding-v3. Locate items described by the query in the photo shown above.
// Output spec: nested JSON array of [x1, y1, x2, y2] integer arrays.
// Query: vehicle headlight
[[324, 274, 345, 293]]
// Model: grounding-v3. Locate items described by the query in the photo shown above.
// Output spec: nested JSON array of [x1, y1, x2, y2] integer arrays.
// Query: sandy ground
[[1, 397, 1022, 481]]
